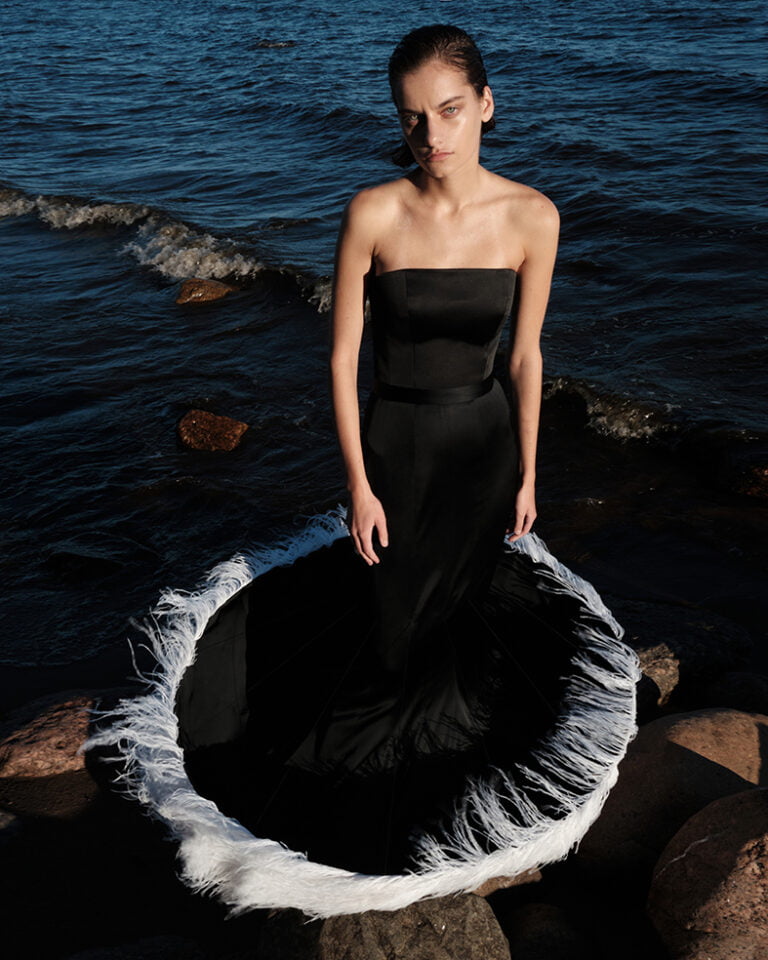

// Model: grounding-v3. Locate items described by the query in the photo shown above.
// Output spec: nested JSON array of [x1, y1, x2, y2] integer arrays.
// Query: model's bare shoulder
[[340, 179, 409, 263], [344, 180, 403, 229], [490, 173, 557, 222], [517, 184, 559, 237]]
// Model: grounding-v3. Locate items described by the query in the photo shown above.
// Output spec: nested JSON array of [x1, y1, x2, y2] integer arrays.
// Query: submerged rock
[[609, 597, 753, 713], [575, 708, 768, 876], [177, 408, 249, 451], [647, 788, 768, 959], [175, 277, 236, 304], [738, 463, 768, 499]]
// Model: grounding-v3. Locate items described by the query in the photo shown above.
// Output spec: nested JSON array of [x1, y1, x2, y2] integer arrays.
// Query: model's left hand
[[507, 481, 537, 542]]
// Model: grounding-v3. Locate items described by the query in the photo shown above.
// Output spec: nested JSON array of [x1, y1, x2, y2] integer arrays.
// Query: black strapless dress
[[86, 269, 641, 919]]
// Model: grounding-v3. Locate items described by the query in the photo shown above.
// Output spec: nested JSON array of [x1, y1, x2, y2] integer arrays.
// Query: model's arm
[[508, 193, 559, 541], [330, 190, 389, 565]]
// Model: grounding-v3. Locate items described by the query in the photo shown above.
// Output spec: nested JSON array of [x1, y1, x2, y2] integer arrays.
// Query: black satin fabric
[[286, 269, 519, 773], [177, 268, 577, 874]]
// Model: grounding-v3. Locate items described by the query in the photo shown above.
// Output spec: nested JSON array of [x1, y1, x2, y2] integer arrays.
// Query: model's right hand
[[348, 489, 389, 565]]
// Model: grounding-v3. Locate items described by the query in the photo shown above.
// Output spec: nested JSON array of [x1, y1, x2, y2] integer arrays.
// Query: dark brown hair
[[388, 24, 496, 168]]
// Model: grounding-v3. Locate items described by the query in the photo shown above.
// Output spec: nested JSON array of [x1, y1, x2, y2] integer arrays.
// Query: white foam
[[36, 198, 151, 229], [547, 376, 670, 440], [0, 190, 36, 218], [124, 220, 264, 281]]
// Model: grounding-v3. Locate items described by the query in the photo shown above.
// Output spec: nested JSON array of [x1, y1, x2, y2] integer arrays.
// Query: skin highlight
[[330, 55, 559, 565]]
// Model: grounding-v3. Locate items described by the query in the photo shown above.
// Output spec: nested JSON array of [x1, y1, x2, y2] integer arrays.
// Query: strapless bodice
[[368, 268, 517, 390]]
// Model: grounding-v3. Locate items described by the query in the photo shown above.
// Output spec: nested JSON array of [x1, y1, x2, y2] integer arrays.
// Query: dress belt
[[372, 375, 495, 405]]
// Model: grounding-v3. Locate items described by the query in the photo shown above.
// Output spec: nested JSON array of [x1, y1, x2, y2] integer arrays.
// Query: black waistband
[[372, 375, 495, 405]]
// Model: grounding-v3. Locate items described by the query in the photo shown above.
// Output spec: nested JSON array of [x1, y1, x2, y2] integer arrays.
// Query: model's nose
[[423, 115, 440, 147]]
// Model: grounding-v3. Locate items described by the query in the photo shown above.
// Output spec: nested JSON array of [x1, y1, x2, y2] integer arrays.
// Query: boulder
[[317, 894, 510, 960], [575, 708, 768, 876], [738, 463, 768, 499], [0, 691, 95, 778], [647, 788, 768, 960], [472, 868, 542, 898], [177, 409, 249, 451], [175, 278, 236, 304], [608, 598, 753, 713]]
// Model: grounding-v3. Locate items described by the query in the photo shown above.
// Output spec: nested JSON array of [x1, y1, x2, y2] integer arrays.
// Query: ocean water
[[1, 0, 766, 670]]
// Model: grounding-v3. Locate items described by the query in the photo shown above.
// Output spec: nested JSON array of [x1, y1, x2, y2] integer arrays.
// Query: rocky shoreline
[[2, 601, 767, 959], [3, 364, 767, 957]]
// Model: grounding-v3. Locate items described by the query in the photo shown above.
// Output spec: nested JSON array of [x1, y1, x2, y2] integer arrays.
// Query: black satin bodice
[[368, 268, 517, 389]]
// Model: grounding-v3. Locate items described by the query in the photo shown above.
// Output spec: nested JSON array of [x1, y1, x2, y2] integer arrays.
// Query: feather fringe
[[81, 509, 640, 919]]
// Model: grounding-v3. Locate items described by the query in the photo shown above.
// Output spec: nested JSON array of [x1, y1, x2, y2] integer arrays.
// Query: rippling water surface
[[1, 0, 766, 668]]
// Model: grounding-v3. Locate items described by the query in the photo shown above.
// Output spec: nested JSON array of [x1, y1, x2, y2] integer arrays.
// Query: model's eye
[[401, 113, 419, 126], [443, 106, 458, 116]]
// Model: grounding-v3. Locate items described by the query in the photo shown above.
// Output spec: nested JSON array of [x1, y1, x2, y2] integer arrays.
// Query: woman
[[89, 25, 640, 920], [302, 23, 561, 777], [332, 24, 557, 567]]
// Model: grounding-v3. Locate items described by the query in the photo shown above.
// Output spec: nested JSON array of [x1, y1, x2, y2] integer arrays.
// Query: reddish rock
[[177, 409, 249, 451], [175, 277, 236, 304], [575, 708, 768, 876], [647, 788, 768, 960], [471, 868, 542, 898], [608, 597, 753, 713], [736, 463, 768, 500], [0, 691, 95, 779], [317, 894, 511, 959]]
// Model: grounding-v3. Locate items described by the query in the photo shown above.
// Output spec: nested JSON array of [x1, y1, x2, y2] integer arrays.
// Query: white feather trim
[[82, 508, 640, 919]]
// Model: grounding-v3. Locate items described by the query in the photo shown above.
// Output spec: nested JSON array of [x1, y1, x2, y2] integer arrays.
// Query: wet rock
[[576, 708, 768, 877], [738, 463, 768, 499], [318, 894, 510, 959], [0, 690, 95, 778], [254, 38, 297, 49], [0, 808, 22, 846], [647, 788, 768, 960], [177, 408, 249, 451], [175, 277, 236, 304], [472, 868, 542, 897], [609, 597, 753, 713], [503, 903, 592, 960]]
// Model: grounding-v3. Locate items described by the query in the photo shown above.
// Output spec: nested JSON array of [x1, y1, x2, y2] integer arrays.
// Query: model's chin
[[416, 154, 450, 172]]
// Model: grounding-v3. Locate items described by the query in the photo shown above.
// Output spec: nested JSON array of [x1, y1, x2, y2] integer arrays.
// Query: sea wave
[[0, 186, 151, 228], [0, 182, 332, 307], [544, 376, 675, 440]]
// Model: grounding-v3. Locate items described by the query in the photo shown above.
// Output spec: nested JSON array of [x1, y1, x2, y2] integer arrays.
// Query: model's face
[[394, 58, 493, 177]]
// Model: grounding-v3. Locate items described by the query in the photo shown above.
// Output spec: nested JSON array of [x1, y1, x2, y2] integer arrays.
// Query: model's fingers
[[360, 527, 379, 565], [352, 529, 371, 564], [377, 514, 389, 549]]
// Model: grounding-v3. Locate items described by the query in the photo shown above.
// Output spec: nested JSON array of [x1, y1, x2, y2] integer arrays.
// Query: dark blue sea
[[1, 0, 766, 685]]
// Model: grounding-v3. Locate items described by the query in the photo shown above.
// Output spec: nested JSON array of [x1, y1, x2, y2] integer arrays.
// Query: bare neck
[[411, 162, 488, 213]]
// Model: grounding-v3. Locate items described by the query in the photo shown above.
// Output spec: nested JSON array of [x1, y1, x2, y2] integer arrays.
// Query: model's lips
[[424, 151, 452, 162]]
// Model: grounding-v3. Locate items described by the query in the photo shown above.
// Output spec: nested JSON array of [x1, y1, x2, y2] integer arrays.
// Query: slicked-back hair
[[388, 24, 495, 167]]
